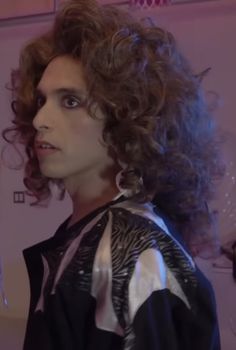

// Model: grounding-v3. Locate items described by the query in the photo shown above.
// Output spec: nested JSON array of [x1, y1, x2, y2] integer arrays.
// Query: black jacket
[[23, 198, 220, 350]]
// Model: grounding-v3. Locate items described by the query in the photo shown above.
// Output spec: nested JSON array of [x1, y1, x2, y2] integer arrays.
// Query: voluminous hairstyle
[[3, 0, 224, 253]]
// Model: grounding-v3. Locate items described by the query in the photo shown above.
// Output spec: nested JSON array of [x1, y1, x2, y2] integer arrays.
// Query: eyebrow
[[35, 87, 87, 97]]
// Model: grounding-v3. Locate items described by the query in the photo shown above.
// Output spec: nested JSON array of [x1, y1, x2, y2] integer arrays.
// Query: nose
[[32, 103, 52, 131]]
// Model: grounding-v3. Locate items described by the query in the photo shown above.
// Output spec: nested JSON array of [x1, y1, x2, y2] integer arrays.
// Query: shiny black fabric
[[23, 198, 220, 350]]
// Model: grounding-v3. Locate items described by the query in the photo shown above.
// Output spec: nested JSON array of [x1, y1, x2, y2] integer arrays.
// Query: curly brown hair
[[3, 0, 224, 251]]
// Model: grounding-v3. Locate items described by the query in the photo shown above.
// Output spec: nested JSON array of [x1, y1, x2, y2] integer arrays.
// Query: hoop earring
[[115, 170, 131, 197], [115, 168, 144, 197]]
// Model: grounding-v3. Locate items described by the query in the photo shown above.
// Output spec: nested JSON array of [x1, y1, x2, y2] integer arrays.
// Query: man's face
[[33, 55, 114, 184]]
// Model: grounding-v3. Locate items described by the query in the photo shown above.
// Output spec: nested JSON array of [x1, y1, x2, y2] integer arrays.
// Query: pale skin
[[33, 55, 121, 227]]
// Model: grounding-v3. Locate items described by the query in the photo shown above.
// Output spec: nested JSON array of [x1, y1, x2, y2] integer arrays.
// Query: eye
[[36, 95, 45, 109], [62, 96, 81, 109]]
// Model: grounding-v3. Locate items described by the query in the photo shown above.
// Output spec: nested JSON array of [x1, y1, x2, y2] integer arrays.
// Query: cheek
[[70, 118, 105, 148]]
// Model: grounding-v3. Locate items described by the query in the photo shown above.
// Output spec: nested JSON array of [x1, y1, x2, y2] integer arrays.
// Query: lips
[[35, 140, 59, 150], [34, 139, 60, 158]]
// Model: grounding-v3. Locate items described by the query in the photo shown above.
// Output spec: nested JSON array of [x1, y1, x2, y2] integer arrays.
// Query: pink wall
[[0, 0, 55, 19]]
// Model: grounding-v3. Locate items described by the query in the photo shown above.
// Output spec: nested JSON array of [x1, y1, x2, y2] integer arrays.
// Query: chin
[[40, 165, 66, 179]]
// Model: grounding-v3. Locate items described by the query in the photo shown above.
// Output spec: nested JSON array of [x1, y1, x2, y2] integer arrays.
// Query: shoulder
[[109, 200, 194, 268], [108, 200, 199, 299]]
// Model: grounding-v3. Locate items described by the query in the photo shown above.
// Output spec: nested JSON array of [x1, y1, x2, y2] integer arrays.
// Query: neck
[[64, 166, 121, 227]]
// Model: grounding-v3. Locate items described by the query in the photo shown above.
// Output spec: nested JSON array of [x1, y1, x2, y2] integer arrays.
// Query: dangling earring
[[115, 159, 129, 197], [115, 169, 132, 198], [115, 167, 144, 198]]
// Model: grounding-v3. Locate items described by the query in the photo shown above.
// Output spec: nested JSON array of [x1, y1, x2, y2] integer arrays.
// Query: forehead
[[37, 55, 87, 93]]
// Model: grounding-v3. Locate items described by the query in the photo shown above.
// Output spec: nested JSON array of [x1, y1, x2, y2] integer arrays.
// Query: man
[[3, 0, 223, 349]]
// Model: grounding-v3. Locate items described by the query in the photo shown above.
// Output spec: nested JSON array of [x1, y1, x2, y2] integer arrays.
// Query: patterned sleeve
[[127, 248, 220, 350], [110, 206, 220, 350]]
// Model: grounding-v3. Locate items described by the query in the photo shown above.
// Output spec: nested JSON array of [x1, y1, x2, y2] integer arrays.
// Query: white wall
[[0, 1, 236, 349]]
